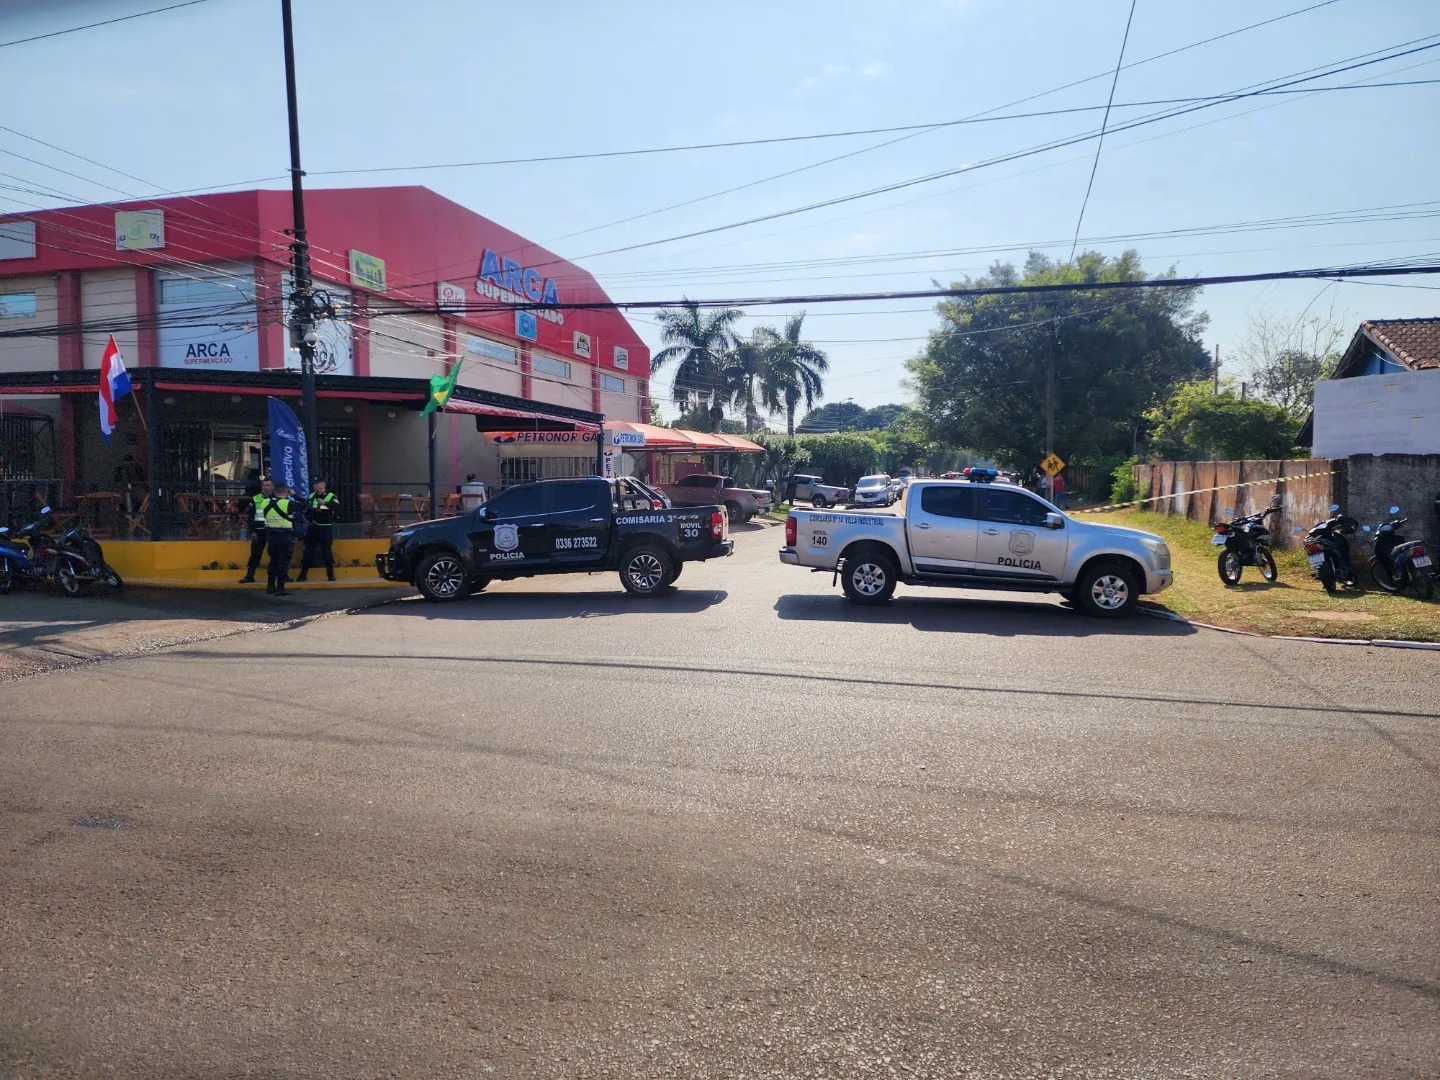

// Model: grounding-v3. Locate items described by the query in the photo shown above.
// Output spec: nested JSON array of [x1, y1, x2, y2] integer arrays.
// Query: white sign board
[[1313, 369, 1440, 458], [116, 210, 164, 251], [437, 281, 466, 311], [156, 266, 260, 371]]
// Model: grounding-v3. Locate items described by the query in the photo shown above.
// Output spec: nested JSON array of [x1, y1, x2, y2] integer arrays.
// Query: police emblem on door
[[1009, 531, 1035, 556], [494, 524, 519, 552]]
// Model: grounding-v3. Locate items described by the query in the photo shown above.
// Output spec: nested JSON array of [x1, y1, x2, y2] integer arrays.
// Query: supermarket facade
[[0, 186, 754, 555]]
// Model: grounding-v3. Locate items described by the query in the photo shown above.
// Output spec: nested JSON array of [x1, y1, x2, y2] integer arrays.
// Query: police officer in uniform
[[239, 478, 274, 584], [263, 484, 298, 595], [298, 478, 338, 582]]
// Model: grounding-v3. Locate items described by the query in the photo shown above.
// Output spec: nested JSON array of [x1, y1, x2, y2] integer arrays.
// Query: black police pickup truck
[[376, 476, 734, 602]]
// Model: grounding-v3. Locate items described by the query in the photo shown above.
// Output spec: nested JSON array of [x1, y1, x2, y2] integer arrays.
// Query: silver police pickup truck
[[779, 471, 1172, 617]]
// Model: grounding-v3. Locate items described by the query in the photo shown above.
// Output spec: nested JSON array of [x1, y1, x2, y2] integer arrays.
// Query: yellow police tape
[[1080, 469, 1340, 515]]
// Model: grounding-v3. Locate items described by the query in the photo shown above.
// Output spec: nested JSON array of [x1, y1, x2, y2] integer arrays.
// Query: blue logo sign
[[515, 310, 538, 341], [478, 249, 560, 306]]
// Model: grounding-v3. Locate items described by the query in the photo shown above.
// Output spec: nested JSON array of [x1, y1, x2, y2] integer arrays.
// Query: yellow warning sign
[[1040, 453, 1066, 477]]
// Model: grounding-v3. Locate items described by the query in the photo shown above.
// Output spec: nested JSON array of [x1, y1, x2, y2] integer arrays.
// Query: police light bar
[[966, 468, 999, 483]]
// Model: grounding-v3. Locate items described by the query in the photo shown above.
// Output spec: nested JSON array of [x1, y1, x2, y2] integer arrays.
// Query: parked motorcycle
[[0, 509, 83, 596], [1212, 497, 1282, 586], [1303, 504, 1360, 594], [1364, 506, 1433, 600], [58, 523, 123, 590]]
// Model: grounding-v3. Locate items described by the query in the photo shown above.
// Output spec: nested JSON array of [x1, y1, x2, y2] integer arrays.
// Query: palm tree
[[650, 300, 743, 432], [766, 313, 829, 435], [725, 329, 786, 433]]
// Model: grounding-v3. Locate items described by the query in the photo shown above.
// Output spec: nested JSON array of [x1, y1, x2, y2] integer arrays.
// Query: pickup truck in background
[[790, 474, 852, 508], [377, 476, 732, 602], [779, 472, 1172, 617], [659, 474, 772, 523]]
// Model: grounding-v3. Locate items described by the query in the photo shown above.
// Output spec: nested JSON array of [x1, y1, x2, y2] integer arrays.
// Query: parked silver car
[[852, 474, 895, 508]]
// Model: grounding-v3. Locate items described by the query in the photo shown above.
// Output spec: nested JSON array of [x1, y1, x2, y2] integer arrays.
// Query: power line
[[1069, 0, 1138, 265], [0, 0, 215, 49]]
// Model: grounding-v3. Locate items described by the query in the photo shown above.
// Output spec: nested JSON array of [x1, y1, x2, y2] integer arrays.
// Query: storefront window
[[467, 335, 518, 364], [0, 292, 37, 319], [533, 355, 571, 379]]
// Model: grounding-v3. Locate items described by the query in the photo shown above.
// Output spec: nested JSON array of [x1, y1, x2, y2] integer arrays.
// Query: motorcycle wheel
[[1318, 561, 1338, 594], [1257, 546, 1278, 582], [1411, 567, 1434, 601], [1217, 549, 1243, 587], [101, 563, 124, 590], [0, 559, 13, 595], [1369, 557, 1400, 594], [55, 563, 81, 597]]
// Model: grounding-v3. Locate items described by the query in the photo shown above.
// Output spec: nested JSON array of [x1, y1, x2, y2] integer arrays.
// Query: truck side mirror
[[1044, 513, 1065, 530]]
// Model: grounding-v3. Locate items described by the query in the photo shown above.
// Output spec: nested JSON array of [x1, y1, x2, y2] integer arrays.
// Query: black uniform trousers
[[246, 526, 267, 576], [301, 525, 335, 579], [266, 529, 296, 591]]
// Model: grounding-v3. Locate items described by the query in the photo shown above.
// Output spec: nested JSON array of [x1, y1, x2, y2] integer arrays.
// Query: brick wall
[[1343, 454, 1440, 558], [1132, 453, 1440, 554]]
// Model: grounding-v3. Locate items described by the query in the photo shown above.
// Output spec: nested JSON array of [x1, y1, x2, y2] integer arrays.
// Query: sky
[[1, 0, 1437, 424]]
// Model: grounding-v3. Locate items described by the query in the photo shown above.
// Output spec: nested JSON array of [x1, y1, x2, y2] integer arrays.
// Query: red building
[[0, 186, 651, 541]]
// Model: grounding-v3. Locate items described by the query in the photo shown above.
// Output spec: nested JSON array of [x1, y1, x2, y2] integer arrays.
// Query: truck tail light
[[785, 515, 797, 547], [711, 510, 725, 540]]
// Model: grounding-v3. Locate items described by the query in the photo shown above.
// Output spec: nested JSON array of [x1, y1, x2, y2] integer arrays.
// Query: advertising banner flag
[[267, 396, 308, 496]]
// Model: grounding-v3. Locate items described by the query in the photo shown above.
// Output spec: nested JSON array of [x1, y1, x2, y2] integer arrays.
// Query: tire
[[1318, 561, 1338, 594], [1409, 566, 1434, 601], [840, 549, 898, 605], [811, 495, 828, 509], [1257, 546, 1278, 582], [620, 545, 673, 597], [101, 564, 123, 590], [1075, 562, 1139, 618], [724, 502, 743, 525], [1217, 549, 1243, 587], [415, 550, 471, 603], [665, 562, 683, 586], [54, 562, 81, 597], [1369, 557, 1400, 594], [0, 559, 13, 595], [468, 576, 492, 593]]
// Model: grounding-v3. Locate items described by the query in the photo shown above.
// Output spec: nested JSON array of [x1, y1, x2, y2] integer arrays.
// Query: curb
[[123, 578, 400, 591], [1138, 607, 1440, 650]]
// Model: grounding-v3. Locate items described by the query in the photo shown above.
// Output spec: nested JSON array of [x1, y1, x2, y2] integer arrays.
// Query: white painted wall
[[529, 351, 591, 412], [367, 313, 445, 379], [81, 269, 137, 369], [1313, 369, 1440, 458]]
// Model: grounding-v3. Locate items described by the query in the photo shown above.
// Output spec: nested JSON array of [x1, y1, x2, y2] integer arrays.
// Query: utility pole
[[1213, 344, 1221, 394], [281, 0, 319, 483], [1045, 324, 1056, 502]]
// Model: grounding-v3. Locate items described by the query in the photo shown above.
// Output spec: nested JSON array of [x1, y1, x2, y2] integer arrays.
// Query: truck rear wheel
[[812, 495, 828, 508], [725, 501, 743, 525], [620, 545, 673, 597], [841, 550, 898, 605], [416, 550, 471, 603]]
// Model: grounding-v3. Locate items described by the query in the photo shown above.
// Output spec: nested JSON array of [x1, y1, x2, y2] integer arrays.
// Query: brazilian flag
[[422, 361, 460, 416]]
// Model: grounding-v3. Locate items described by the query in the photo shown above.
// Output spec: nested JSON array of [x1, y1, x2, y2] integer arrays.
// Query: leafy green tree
[[906, 250, 1211, 470], [798, 400, 865, 434], [753, 433, 812, 489], [1145, 380, 1301, 460], [794, 433, 880, 486], [672, 404, 744, 435], [651, 300, 743, 431], [855, 404, 907, 430], [724, 330, 785, 433]]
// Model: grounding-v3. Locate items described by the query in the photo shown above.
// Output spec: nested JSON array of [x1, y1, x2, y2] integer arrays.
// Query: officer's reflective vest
[[251, 493, 269, 523], [308, 491, 338, 524], [262, 498, 295, 530]]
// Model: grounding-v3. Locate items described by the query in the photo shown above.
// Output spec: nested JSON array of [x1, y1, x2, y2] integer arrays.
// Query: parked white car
[[851, 474, 894, 508], [779, 471, 1172, 618]]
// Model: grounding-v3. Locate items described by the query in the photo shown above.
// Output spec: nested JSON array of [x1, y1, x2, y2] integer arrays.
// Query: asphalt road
[[2, 523, 1438, 1079]]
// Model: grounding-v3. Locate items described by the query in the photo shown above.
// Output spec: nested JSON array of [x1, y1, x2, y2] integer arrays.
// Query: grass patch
[[1078, 509, 1440, 641]]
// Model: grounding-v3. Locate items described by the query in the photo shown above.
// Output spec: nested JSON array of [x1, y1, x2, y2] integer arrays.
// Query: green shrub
[[1109, 457, 1140, 504]]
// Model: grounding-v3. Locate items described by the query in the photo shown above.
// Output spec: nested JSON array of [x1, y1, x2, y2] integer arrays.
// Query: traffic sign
[[1040, 453, 1066, 477]]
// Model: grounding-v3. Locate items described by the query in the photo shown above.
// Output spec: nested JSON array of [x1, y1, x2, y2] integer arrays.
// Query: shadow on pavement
[[364, 588, 728, 621], [773, 593, 1197, 637]]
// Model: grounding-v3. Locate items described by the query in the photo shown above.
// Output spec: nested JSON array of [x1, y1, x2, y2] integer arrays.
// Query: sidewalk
[[0, 584, 410, 680]]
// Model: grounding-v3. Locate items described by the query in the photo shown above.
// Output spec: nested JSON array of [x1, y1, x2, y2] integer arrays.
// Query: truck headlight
[[1141, 537, 1170, 569]]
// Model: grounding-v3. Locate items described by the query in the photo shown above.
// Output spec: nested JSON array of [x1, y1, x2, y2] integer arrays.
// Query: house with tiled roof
[[1300, 317, 1440, 456]]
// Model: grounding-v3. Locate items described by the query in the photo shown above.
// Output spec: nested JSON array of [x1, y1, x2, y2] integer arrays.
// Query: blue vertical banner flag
[[267, 396, 309, 496]]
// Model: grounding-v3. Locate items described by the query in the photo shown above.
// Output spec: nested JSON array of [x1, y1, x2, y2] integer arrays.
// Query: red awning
[[442, 397, 601, 432], [605, 423, 763, 453]]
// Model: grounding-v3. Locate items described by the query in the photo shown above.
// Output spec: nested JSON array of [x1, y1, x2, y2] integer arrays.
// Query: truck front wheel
[[620, 545, 673, 597], [1075, 562, 1138, 618], [841, 550, 898, 604], [416, 550, 471, 603]]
